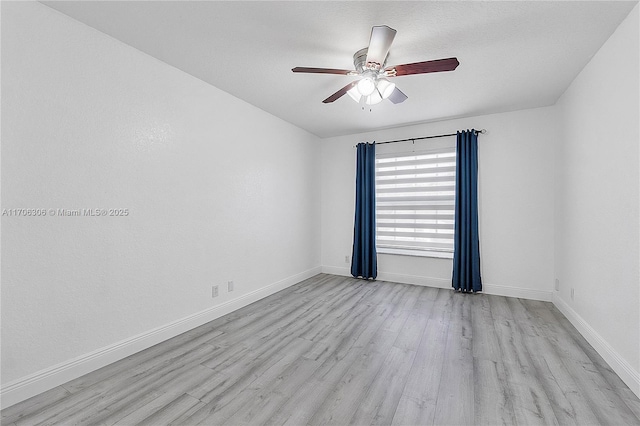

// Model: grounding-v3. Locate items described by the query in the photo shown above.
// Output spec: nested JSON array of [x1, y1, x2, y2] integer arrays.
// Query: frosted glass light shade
[[377, 79, 396, 99], [347, 86, 362, 102], [357, 77, 376, 96], [366, 90, 383, 105]]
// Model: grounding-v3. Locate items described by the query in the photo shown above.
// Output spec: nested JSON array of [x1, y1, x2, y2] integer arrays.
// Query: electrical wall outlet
[[212, 285, 219, 298], [228, 280, 234, 292], [555, 279, 560, 291], [570, 287, 574, 301], [345, 255, 350, 264]]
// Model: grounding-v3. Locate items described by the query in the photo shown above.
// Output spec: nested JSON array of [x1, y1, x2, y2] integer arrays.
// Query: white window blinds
[[375, 146, 456, 255]]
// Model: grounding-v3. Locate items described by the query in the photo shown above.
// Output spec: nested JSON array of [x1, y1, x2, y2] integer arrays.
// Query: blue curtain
[[351, 142, 377, 279], [452, 130, 482, 292]]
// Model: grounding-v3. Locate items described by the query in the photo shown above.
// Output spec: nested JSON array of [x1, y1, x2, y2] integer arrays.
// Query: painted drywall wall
[[1, 0, 320, 390], [555, 4, 639, 394], [321, 106, 558, 301]]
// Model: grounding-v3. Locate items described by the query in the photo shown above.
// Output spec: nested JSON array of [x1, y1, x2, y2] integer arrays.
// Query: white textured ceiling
[[42, 1, 637, 138]]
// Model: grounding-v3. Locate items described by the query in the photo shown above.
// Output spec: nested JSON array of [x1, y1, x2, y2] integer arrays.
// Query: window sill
[[377, 248, 454, 259]]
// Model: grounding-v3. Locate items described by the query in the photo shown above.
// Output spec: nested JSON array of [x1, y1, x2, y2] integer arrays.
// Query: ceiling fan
[[292, 25, 459, 106]]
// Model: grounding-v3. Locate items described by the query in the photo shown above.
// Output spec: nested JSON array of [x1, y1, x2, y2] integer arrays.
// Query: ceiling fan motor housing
[[354, 47, 395, 80], [353, 47, 386, 73]]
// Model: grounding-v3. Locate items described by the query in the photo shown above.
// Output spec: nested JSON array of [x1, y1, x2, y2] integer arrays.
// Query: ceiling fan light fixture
[[292, 26, 459, 106], [377, 78, 396, 99], [357, 77, 376, 96]]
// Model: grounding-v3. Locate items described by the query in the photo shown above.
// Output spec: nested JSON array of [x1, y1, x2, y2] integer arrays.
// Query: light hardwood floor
[[2, 274, 640, 425]]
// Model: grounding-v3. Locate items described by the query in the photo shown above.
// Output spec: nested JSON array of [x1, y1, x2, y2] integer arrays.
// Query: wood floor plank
[[391, 289, 453, 425], [346, 286, 437, 425], [2, 274, 639, 426], [432, 292, 475, 426], [188, 337, 315, 425], [206, 280, 343, 349], [184, 281, 395, 425], [536, 299, 640, 409], [471, 294, 503, 362], [203, 274, 343, 345], [297, 280, 388, 345], [508, 298, 602, 425], [97, 364, 217, 425], [248, 281, 376, 350], [32, 346, 217, 426], [392, 310, 429, 352], [350, 345, 417, 425], [307, 285, 421, 425], [381, 284, 421, 333], [488, 295, 560, 426], [11, 339, 217, 426], [187, 332, 310, 409], [472, 357, 517, 425], [560, 355, 640, 425], [112, 390, 194, 425], [623, 397, 640, 421], [137, 393, 204, 426], [267, 286, 399, 425], [516, 298, 640, 425], [62, 325, 222, 395], [471, 294, 517, 425], [215, 340, 321, 425], [0, 386, 71, 425]]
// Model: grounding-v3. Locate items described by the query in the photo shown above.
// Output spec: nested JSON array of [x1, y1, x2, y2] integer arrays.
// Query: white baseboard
[[376, 271, 451, 289], [378, 272, 552, 301], [552, 293, 640, 398], [482, 283, 552, 302], [321, 267, 451, 289], [322, 265, 552, 302], [0, 266, 322, 410], [320, 265, 350, 276]]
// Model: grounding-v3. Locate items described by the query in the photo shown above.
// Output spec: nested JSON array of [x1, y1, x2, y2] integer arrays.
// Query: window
[[375, 146, 456, 258]]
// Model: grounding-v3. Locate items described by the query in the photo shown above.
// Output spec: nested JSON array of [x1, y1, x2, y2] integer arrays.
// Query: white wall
[[321, 106, 558, 301], [554, 4, 639, 395], [1, 1, 320, 404]]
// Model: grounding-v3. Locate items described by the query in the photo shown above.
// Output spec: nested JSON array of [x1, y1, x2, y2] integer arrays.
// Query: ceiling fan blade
[[323, 81, 358, 103], [387, 57, 459, 76], [388, 87, 408, 104], [292, 67, 354, 75], [365, 25, 397, 68]]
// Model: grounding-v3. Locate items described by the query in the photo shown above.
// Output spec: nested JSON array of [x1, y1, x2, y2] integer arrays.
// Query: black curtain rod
[[374, 129, 486, 145]]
